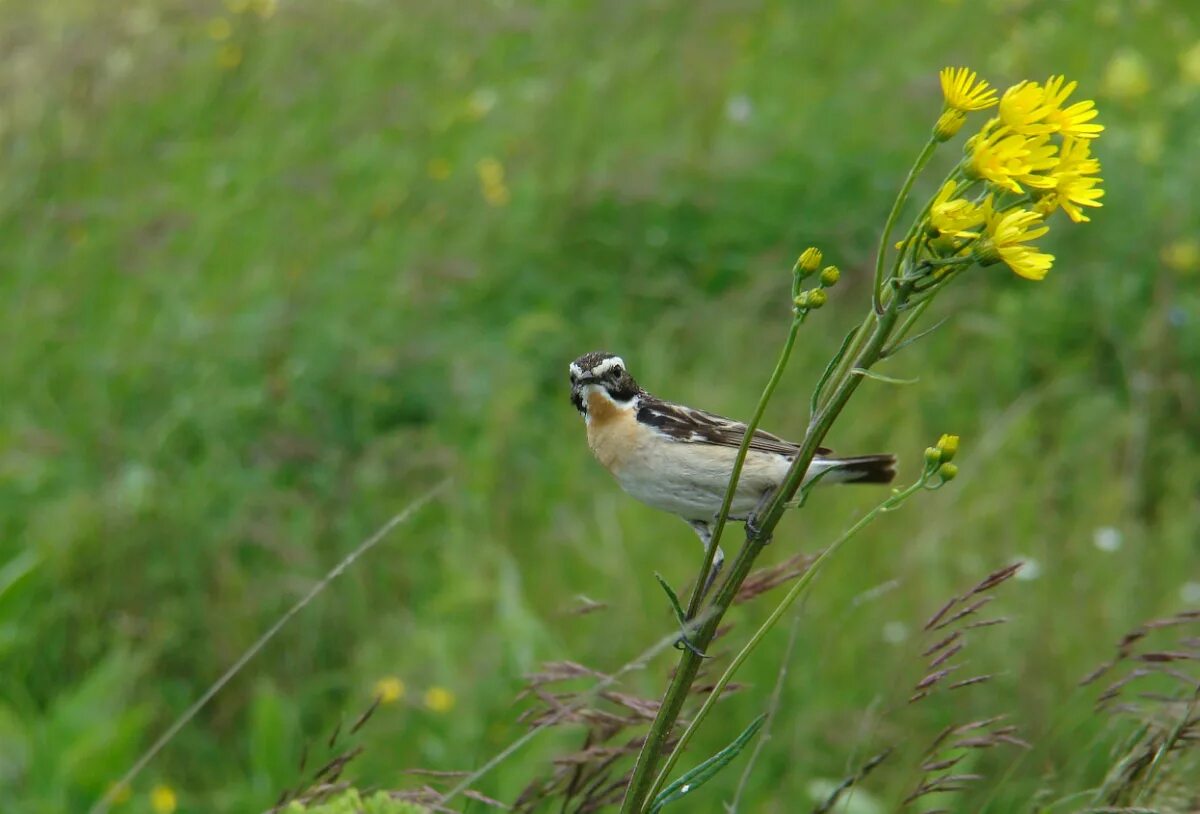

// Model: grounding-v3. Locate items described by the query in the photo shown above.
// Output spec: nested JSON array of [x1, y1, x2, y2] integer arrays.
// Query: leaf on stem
[[646, 714, 766, 813]]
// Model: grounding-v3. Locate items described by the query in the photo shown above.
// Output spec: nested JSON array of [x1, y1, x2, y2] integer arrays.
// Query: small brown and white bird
[[569, 351, 896, 584]]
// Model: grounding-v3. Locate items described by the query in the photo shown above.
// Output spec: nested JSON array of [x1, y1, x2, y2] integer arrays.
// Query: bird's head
[[569, 351, 641, 416]]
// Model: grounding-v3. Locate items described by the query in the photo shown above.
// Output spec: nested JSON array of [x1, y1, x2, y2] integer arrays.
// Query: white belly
[[614, 441, 797, 522]]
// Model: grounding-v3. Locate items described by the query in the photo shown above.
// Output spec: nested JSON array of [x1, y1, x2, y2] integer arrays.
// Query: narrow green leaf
[[811, 327, 857, 415], [647, 714, 766, 813], [655, 573, 687, 628], [850, 367, 919, 385]]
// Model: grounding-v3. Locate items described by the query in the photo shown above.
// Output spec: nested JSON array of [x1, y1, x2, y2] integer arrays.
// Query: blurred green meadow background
[[2, 0, 1199, 811]]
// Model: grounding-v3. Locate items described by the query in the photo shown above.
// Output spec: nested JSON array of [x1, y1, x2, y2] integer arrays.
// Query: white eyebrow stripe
[[569, 362, 584, 377], [590, 356, 625, 376]]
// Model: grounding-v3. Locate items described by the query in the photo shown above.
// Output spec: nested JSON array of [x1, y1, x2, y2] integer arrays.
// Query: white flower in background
[[882, 621, 909, 644], [1093, 526, 1122, 552], [1179, 582, 1200, 604], [1015, 558, 1042, 581], [725, 94, 753, 123]]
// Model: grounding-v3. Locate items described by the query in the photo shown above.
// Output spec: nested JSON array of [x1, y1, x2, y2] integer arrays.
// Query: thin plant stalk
[[685, 314, 804, 619], [646, 469, 933, 802], [872, 137, 938, 311]]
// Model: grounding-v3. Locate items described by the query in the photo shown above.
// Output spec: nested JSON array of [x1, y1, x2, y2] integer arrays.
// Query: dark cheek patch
[[571, 390, 585, 413]]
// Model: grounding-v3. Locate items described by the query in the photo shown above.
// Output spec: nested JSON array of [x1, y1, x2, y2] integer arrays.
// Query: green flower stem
[[620, 287, 911, 814], [647, 469, 932, 802], [685, 315, 804, 620], [873, 137, 938, 312]]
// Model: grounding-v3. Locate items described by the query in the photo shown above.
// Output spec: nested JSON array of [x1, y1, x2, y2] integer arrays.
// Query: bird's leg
[[745, 488, 777, 544]]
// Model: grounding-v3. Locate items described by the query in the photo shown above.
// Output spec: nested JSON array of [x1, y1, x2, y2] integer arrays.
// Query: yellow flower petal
[[374, 676, 406, 704], [423, 686, 456, 713], [940, 67, 998, 112]]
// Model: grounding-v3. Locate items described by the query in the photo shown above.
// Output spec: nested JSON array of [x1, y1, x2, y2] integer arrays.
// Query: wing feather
[[636, 396, 832, 457]]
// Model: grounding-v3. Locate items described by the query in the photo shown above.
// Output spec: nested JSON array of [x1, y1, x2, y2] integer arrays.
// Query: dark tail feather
[[834, 454, 897, 484]]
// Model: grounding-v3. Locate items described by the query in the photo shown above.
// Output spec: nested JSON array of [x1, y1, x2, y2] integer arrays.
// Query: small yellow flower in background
[[216, 44, 243, 70], [374, 676, 406, 704], [206, 17, 232, 41], [150, 784, 177, 814], [1102, 50, 1151, 100], [974, 197, 1054, 281], [1040, 76, 1103, 139], [252, 0, 278, 19], [928, 180, 983, 239], [1181, 42, 1200, 85], [427, 158, 452, 181], [423, 686, 456, 713], [476, 157, 511, 207], [939, 67, 998, 112], [1162, 239, 1200, 275]]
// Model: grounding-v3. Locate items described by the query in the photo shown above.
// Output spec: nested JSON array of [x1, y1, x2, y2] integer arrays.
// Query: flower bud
[[936, 433, 959, 462], [933, 108, 967, 142], [938, 462, 959, 481], [972, 238, 1002, 266], [793, 292, 810, 309], [819, 265, 841, 287], [795, 247, 823, 276], [805, 289, 827, 309], [924, 446, 942, 467]]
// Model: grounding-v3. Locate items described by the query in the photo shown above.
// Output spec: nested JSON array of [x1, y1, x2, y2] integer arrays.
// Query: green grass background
[[2, 0, 1198, 811]]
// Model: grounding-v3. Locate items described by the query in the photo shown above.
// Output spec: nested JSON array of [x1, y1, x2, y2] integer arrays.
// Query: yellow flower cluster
[[925, 68, 1106, 281], [476, 157, 512, 207]]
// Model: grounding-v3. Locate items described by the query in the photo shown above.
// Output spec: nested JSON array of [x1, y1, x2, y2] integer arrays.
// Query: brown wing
[[635, 396, 832, 457]]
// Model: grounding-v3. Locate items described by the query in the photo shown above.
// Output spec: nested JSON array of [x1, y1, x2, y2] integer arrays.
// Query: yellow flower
[[928, 180, 983, 239], [1014, 135, 1060, 190], [374, 676, 406, 704], [939, 67, 998, 111], [795, 246, 822, 274], [966, 123, 1043, 193], [423, 686, 455, 713], [206, 17, 232, 41], [974, 197, 1054, 281], [936, 434, 960, 462], [933, 108, 966, 142], [1036, 138, 1104, 223], [1040, 76, 1103, 139], [1181, 42, 1200, 85], [1162, 239, 1200, 274], [476, 158, 511, 207], [998, 81, 1054, 135], [150, 784, 177, 814], [1102, 50, 1151, 100], [1056, 136, 1102, 178]]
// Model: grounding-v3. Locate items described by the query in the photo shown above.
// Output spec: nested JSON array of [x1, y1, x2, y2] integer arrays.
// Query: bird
[[569, 350, 896, 595]]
